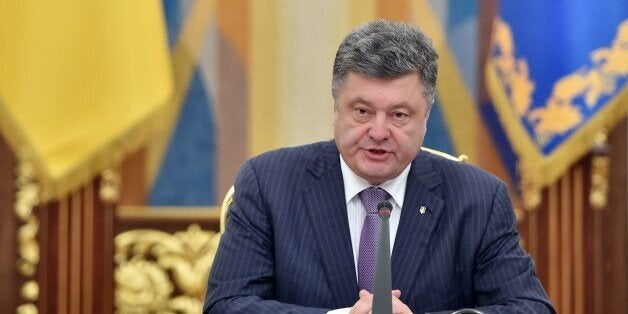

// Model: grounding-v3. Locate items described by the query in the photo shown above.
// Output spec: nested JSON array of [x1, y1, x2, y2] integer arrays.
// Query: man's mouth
[[363, 148, 391, 160], [369, 149, 387, 155]]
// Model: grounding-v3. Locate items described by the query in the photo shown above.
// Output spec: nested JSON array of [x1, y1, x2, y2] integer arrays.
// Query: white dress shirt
[[328, 156, 410, 314], [339, 154, 411, 278]]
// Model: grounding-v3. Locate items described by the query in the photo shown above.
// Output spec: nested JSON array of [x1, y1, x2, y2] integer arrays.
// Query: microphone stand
[[373, 201, 392, 314]]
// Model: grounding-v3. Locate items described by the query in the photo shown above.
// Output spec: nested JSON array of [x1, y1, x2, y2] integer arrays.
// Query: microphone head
[[377, 200, 393, 217]]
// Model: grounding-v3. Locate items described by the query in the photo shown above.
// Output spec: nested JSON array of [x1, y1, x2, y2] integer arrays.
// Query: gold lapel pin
[[419, 205, 426, 215]]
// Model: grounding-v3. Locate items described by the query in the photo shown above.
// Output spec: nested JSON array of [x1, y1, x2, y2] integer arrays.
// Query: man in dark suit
[[204, 20, 554, 313]]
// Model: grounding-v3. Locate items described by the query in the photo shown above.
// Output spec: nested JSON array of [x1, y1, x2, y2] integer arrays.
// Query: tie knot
[[358, 187, 390, 214]]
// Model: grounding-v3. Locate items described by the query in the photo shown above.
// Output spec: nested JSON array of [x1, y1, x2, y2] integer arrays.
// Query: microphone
[[372, 200, 393, 314], [451, 309, 485, 314]]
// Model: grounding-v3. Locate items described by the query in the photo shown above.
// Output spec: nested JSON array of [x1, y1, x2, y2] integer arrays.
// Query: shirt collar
[[339, 154, 410, 208]]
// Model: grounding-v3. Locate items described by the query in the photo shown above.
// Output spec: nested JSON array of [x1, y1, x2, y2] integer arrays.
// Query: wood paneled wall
[[516, 119, 626, 313], [35, 181, 115, 314], [0, 145, 222, 314]]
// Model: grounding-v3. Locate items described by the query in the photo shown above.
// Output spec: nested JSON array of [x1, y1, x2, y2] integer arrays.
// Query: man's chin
[[357, 168, 394, 185]]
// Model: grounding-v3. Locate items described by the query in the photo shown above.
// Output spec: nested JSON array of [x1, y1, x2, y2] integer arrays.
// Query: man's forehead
[[338, 73, 425, 99]]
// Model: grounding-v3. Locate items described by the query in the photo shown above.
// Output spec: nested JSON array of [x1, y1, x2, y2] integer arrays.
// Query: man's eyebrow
[[347, 96, 372, 106], [389, 102, 410, 109], [346, 97, 417, 113], [391, 103, 418, 112]]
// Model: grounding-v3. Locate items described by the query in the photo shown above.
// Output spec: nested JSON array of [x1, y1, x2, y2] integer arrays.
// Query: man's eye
[[355, 108, 368, 116], [392, 112, 408, 120]]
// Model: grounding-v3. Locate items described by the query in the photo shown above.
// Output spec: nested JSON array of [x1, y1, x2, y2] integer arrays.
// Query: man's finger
[[359, 289, 371, 298], [391, 292, 413, 314], [391, 289, 401, 298], [350, 290, 374, 314]]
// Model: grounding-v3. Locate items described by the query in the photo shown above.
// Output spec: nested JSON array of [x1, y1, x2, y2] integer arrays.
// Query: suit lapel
[[304, 142, 358, 307], [391, 153, 445, 296]]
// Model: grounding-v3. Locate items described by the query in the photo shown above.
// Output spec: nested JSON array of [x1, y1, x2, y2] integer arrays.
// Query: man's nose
[[368, 115, 390, 141]]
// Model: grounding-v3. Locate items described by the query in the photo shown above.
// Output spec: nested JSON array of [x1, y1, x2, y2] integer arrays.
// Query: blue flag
[[485, 1, 628, 201]]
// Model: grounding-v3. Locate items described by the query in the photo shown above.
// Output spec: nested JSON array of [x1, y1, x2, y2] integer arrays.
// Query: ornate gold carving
[[99, 168, 121, 204], [115, 260, 173, 312], [15, 162, 40, 314], [220, 186, 235, 232], [114, 224, 220, 313], [519, 163, 542, 211], [589, 132, 610, 210], [20, 280, 39, 301], [513, 207, 524, 222], [16, 304, 37, 314], [420, 147, 467, 163]]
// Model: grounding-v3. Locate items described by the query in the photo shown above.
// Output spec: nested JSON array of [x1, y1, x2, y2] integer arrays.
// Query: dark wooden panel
[[0, 134, 18, 312], [38, 201, 59, 314], [604, 118, 627, 314], [119, 147, 148, 206], [115, 206, 221, 235], [90, 178, 115, 314]]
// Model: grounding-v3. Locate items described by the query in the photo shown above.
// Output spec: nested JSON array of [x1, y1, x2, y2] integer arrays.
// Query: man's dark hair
[[332, 19, 439, 106]]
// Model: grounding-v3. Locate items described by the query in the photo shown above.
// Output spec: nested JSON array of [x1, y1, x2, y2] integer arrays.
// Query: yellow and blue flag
[[0, 0, 172, 200]]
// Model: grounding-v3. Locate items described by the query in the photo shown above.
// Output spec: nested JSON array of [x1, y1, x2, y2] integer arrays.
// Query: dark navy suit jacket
[[204, 141, 554, 313]]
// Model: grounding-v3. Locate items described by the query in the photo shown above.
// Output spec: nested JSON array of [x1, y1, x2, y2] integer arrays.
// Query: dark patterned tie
[[357, 187, 390, 292]]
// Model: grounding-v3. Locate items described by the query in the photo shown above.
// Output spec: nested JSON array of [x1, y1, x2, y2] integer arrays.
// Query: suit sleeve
[[203, 160, 328, 314], [467, 181, 555, 313]]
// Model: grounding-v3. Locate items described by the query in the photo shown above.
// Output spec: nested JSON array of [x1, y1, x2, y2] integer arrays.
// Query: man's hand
[[349, 289, 412, 314]]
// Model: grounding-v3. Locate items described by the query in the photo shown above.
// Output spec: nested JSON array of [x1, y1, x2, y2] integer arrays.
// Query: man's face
[[333, 72, 430, 185]]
